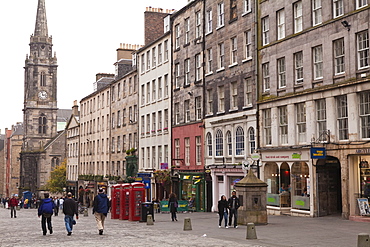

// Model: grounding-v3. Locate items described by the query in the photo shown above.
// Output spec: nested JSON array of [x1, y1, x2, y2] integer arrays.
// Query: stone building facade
[[6, 124, 23, 197], [257, 1, 370, 219], [137, 29, 172, 201], [170, 0, 207, 211], [203, 0, 257, 212], [0, 133, 4, 197], [20, 0, 61, 194], [110, 56, 139, 179], [66, 101, 80, 195], [79, 44, 139, 197]]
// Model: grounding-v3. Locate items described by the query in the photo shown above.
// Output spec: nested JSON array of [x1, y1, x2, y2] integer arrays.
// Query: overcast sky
[[0, 0, 187, 133]]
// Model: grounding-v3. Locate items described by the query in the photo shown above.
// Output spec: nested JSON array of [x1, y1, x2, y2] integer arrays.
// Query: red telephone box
[[111, 184, 122, 219], [129, 182, 145, 221], [119, 183, 131, 220]]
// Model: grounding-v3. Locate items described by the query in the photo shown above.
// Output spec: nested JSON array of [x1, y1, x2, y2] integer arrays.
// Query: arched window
[[248, 127, 256, 154], [206, 132, 213, 156], [235, 126, 244, 155], [226, 131, 232, 156], [38, 114, 47, 134], [215, 129, 223, 156]]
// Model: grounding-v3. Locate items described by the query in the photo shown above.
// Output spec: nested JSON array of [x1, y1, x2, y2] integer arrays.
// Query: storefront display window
[[280, 163, 291, 207], [265, 162, 292, 207], [180, 174, 205, 211], [229, 176, 244, 195], [359, 157, 370, 199], [291, 162, 310, 210], [265, 163, 280, 206]]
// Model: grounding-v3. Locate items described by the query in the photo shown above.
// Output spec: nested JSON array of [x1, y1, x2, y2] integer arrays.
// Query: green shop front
[[179, 172, 206, 212]]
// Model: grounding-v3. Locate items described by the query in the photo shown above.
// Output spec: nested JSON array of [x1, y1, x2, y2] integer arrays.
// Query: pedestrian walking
[[23, 198, 29, 209], [38, 193, 55, 235], [93, 188, 110, 235], [1, 197, 6, 208], [218, 195, 229, 228], [53, 197, 60, 216], [228, 191, 240, 228], [9, 195, 19, 218], [59, 196, 64, 210], [168, 193, 178, 222], [63, 192, 79, 236]]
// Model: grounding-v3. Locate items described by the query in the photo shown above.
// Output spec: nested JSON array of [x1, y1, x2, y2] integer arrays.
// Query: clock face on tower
[[38, 91, 48, 100]]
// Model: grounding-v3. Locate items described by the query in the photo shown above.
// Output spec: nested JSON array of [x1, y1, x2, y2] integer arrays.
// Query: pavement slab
[[1, 206, 369, 247]]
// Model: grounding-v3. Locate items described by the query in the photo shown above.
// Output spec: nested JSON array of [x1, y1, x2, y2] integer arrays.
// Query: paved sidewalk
[[153, 211, 368, 247], [0, 206, 369, 247]]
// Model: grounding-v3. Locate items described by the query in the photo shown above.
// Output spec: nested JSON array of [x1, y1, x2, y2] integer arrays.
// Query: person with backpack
[[38, 193, 55, 235], [93, 188, 110, 235]]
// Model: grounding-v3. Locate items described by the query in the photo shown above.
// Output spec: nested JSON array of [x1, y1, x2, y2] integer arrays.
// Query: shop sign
[[356, 149, 370, 154], [251, 153, 260, 160], [310, 147, 326, 159], [262, 150, 310, 161], [160, 163, 168, 169], [292, 153, 301, 159], [293, 196, 310, 210]]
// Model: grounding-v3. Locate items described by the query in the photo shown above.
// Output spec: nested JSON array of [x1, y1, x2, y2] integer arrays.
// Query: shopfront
[[261, 149, 313, 216], [348, 148, 370, 218], [210, 166, 245, 212], [179, 172, 205, 212]]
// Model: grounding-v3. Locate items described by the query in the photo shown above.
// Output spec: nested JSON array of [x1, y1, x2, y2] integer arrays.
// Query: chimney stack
[[72, 100, 79, 116], [144, 7, 174, 45]]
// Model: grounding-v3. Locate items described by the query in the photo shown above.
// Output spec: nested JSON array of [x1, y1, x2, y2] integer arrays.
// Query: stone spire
[[34, 0, 48, 37]]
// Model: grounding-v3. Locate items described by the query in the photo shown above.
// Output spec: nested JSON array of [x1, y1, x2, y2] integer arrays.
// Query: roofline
[[136, 31, 171, 54]]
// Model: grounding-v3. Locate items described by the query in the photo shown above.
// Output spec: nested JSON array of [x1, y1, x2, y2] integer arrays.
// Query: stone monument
[[235, 170, 268, 225]]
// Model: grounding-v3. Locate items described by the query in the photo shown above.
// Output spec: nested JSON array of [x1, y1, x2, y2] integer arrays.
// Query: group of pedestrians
[[167, 191, 240, 228], [218, 191, 240, 228], [37, 188, 110, 236]]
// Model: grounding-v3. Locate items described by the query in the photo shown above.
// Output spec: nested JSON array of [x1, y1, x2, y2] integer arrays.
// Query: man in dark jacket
[[38, 193, 55, 235], [63, 192, 79, 236], [228, 191, 240, 228], [93, 188, 110, 235]]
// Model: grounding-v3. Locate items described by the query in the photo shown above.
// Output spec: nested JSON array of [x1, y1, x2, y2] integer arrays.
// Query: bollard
[[83, 208, 88, 217], [246, 223, 257, 240], [183, 217, 192, 231], [147, 215, 154, 225], [357, 233, 370, 247]]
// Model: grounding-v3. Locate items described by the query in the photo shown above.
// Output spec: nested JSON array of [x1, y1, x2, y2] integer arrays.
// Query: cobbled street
[[1, 206, 369, 247]]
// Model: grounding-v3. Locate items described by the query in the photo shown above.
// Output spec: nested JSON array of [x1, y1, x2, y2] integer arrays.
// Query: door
[[317, 157, 342, 216]]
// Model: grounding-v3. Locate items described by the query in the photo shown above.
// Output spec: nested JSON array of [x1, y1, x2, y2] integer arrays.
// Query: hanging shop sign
[[310, 147, 326, 159], [160, 163, 168, 169]]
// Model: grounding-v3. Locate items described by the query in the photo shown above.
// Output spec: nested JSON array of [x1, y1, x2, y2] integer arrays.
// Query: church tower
[[23, 0, 58, 151], [20, 0, 58, 193]]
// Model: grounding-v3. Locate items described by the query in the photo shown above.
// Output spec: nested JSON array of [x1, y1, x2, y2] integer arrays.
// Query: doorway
[[316, 156, 342, 216]]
